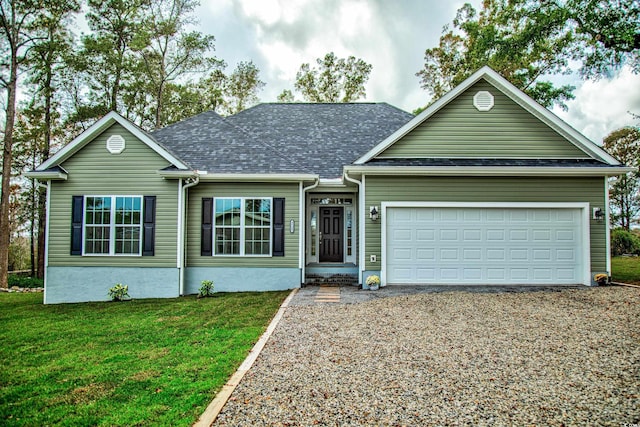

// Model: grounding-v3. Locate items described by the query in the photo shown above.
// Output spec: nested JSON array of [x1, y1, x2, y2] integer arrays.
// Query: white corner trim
[[38, 111, 189, 171], [354, 66, 620, 166]]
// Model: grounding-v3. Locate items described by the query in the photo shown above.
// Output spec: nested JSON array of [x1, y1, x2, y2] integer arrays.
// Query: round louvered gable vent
[[473, 91, 494, 111], [106, 134, 126, 154]]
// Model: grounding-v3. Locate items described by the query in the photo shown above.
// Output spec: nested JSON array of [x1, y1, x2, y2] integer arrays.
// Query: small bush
[[198, 280, 214, 298], [108, 283, 130, 301], [8, 274, 43, 288], [611, 228, 640, 256]]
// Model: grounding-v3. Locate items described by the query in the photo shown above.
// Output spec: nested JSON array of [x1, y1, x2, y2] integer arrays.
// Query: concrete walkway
[[289, 283, 584, 306]]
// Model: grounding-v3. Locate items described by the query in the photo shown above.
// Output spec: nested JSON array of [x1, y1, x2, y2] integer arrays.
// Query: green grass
[[611, 256, 640, 285], [0, 291, 289, 426]]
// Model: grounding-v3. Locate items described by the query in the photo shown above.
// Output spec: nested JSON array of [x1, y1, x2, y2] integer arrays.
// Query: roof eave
[[157, 169, 198, 179], [198, 173, 319, 182], [344, 165, 635, 177], [23, 170, 68, 181]]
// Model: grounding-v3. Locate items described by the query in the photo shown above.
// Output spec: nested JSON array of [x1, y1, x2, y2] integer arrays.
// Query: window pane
[[84, 196, 142, 255], [84, 197, 111, 254], [245, 198, 271, 255], [215, 227, 240, 255]]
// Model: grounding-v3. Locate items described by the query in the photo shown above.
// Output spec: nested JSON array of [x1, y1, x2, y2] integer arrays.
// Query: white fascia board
[[38, 111, 189, 171], [23, 170, 68, 180], [198, 173, 318, 182], [344, 165, 635, 177], [355, 66, 620, 165], [157, 169, 198, 179]]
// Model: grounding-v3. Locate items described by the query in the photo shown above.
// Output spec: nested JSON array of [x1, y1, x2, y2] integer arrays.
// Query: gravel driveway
[[214, 287, 639, 426]]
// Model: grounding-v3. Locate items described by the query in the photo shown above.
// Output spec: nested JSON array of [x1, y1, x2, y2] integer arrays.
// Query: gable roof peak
[[37, 111, 189, 171], [354, 66, 620, 165]]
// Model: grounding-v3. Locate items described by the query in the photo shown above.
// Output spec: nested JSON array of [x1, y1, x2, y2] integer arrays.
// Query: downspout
[[35, 180, 50, 303], [179, 174, 200, 295], [300, 177, 320, 285], [343, 171, 363, 286]]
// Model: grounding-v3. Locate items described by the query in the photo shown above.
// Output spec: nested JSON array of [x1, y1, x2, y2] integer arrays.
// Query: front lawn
[[0, 291, 289, 426], [611, 256, 640, 285]]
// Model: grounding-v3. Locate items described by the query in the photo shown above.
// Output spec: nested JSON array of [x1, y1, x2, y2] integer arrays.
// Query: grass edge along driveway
[[0, 291, 289, 426]]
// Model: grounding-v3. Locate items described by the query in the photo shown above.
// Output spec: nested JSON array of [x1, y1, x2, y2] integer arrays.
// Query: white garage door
[[385, 206, 585, 285]]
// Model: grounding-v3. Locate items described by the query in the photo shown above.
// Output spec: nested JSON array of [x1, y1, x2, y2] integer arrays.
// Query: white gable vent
[[473, 90, 494, 111], [106, 134, 126, 154]]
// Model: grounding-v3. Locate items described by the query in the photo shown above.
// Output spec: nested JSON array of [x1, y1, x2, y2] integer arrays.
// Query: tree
[[416, 1, 576, 109], [564, 0, 640, 78], [132, 0, 217, 129], [0, 0, 46, 289], [70, 0, 145, 126], [603, 127, 640, 229], [277, 89, 295, 103], [294, 52, 372, 102], [223, 61, 265, 115], [22, 0, 78, 278]]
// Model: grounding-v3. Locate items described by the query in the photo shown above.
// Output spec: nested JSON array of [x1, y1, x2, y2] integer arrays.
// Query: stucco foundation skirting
[[193, 288, 299, 427]]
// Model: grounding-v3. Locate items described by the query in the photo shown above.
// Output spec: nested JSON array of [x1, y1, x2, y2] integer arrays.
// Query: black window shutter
[[201, 198, 213, 256], [143, 196, 156, 256], [272, 198, 285, 257], [70, 196, 84, 255]]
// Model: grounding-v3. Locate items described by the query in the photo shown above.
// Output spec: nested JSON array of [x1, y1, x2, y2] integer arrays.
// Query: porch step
[[305, 273, 359, 287]]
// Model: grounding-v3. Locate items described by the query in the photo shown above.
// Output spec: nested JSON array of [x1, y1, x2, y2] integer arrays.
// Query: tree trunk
[[0, 52, 18, 289]]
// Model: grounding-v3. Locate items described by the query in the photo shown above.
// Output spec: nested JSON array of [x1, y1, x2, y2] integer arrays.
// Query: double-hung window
[[84, 196, 143, 255], [214, 197, 272, 256]]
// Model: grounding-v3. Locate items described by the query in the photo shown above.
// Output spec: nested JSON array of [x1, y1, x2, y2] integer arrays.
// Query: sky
[[194, 0, 640, 144]]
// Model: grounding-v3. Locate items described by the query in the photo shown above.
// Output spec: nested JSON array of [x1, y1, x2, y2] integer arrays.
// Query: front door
[[319, 207, 343, 262]]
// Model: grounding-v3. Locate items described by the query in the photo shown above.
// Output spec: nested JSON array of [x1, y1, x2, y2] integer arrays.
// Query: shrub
[[108, 283, 130, 301], [8, 274, 43, 288], [198, 280, 214, 298], [611, 228, 640, 256]]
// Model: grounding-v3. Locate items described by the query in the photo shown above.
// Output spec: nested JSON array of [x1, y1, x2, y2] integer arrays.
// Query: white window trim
[[213, 197, 273, 257], [82, 195, 144, 257]]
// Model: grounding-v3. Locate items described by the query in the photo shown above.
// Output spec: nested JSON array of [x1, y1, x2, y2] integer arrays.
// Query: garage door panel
[[386, 207, 584, 285]]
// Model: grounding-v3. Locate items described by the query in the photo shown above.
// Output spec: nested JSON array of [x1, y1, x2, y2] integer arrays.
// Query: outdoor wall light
[[290, 219, 295, 233], [593, 207, 605, 221], [369, 206, 379, 221]]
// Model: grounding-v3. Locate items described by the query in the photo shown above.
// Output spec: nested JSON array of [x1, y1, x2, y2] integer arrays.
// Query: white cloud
[[554, 68, 640, 144]]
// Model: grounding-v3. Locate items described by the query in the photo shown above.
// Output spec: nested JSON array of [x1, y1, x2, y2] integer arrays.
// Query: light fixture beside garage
[[369, 206, 379, 221], [593, 207, 605, 221], [473, 91, 494, 111]]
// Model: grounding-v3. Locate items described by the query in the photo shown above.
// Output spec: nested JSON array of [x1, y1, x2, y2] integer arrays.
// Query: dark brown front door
[[319, 207, 343, 262]]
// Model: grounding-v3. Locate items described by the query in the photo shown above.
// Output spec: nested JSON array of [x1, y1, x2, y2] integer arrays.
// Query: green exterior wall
[[48, 123, 179, 268], [363, 175, 606, 273], [186, 182, 300, 268], [379, 79, 586, 159]]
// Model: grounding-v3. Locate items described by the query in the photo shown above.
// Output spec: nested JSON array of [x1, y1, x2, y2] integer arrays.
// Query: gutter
[[178, 174, 200, 295], [343, 171, 363, 286], [343, 165, 635, 177], [300, 177, 320, 285]]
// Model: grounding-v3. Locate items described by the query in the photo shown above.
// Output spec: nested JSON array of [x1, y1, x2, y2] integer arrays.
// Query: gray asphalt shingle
[[151, 103, 414, 178]]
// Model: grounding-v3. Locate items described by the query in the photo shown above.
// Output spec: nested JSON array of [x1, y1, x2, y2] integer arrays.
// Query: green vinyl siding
[[48, 123, 179, 267], [379, 79, 586, 159], [186, 182, 300, 268], [364, 176, 606, 273]]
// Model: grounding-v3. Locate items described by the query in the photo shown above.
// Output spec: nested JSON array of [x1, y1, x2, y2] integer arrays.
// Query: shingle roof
[[151, 103, 414, 178]]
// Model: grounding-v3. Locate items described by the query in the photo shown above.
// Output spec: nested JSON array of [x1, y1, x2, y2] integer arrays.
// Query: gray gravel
[[214, 287, 640, 426]]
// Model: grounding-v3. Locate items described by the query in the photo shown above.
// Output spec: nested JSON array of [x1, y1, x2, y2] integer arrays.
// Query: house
[[26, 66, 631, 304]]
